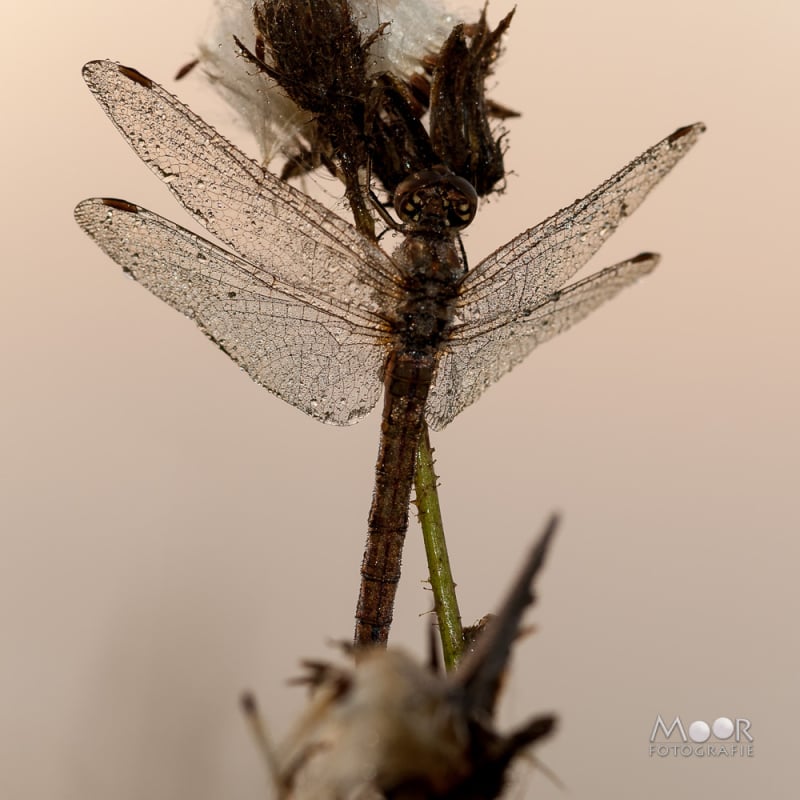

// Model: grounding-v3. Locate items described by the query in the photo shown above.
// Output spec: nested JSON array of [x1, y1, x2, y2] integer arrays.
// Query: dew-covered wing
[[81, 60, 403, 316], [426, 254, 659, 429], [425, 123, 704, 428], [75, 199, 387, 425]]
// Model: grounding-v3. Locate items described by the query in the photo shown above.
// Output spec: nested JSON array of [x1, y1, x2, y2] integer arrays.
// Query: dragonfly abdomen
[[355, 350, 436, 645]]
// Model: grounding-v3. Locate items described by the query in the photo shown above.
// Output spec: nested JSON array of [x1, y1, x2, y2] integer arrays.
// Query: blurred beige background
[[2, 0, 798, 797]]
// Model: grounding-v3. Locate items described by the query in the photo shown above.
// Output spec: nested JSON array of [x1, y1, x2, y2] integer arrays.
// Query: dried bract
[[429, 9, 517, 196]]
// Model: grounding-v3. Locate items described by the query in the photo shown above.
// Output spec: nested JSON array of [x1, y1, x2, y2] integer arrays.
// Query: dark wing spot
[[117, 64, 153, 88], [101, 198, 139, 213]]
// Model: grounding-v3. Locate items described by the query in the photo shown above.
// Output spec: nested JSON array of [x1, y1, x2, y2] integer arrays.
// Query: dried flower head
[[243, 518, 559, 799], [187, 0, 458, 165]]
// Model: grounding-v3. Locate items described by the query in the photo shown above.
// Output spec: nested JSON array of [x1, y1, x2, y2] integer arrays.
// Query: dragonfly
[[74, 60, 704, 645]]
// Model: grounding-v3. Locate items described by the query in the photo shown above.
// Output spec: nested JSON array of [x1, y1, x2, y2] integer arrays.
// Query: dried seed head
[[279, 648, 473, 798], [188, 0, 457, 165], [248, 519, 559, 799]]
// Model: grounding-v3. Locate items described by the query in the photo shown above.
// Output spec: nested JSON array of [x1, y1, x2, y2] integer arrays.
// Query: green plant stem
[[414, 422, 463, 669]]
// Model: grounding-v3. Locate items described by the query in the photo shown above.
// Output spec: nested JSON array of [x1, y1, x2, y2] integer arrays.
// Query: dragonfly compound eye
[[394, 167, 478, 232]]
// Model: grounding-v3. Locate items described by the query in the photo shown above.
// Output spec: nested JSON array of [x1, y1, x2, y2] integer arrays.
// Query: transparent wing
[[455, 123, 704, 322], [75, 198, 387, 425], [425, 123, 705, 429], [427, 254, 659, 429], [81, 60, 403, 316]]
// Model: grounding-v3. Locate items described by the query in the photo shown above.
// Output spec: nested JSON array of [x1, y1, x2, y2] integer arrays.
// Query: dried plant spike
[[456, 514, 559, 719]]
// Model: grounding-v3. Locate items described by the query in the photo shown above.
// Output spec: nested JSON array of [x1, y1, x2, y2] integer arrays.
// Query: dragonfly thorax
[[394, 166, 478, 232], [391, 235, 464, 351]]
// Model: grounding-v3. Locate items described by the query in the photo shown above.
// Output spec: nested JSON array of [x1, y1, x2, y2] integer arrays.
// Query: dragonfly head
[[394, 166, 478, 233]]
